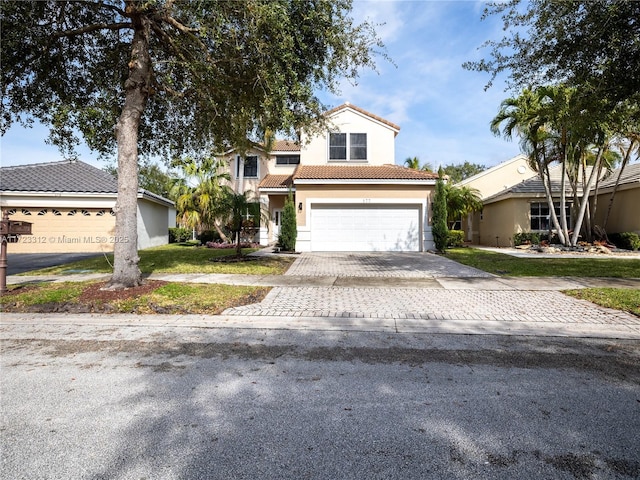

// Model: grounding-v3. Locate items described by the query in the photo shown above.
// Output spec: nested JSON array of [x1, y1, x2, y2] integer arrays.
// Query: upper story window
[[329, 133, 367, 161], [236, 155, 258, 178], [276, 155, 300, 165]]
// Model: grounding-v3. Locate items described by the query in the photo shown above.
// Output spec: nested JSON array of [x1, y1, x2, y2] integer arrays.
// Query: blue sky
[[1, 1, 521, 171]]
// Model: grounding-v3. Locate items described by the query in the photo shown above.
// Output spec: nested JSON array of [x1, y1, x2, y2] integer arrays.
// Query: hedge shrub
[[447, 230, 465, 247], [513, 232, 540, 246], [198, 230, 222, 244], [169, 227, 191, 243], [610, 232, 640, 251]]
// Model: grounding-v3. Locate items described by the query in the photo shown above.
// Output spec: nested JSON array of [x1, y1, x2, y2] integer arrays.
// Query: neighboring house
[[0, 160, 176, 253], [456, 154, 538, 245], [460, 156, 640, 247], [223, 103, 438, 252]]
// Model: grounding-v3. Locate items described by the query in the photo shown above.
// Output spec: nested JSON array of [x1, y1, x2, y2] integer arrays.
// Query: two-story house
[[226, 103, 438, 252]]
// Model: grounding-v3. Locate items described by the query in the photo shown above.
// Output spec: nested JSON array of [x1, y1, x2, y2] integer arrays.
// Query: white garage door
[[310, 204, 421, 252]]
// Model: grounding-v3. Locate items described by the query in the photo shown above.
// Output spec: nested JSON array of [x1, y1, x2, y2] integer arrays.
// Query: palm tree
[[169, 156, 231, 242], [491, 85, 614, 247], [446, 185, 482, 230], [404, 156, 433, 172], [218, 190, 269, 256], [491, 87, 570, 245]]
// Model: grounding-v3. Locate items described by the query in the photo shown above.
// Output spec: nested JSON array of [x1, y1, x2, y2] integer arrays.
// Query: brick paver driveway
[[284, 252, 491, 277], [223, 252, 640, 337]]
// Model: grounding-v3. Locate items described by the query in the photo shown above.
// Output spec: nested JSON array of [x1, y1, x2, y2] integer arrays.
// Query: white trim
[[259, 187, 294, 193]]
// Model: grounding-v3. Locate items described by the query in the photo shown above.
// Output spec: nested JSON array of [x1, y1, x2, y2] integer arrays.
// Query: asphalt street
[[5, 253, 102, 275], [1, 323, 639, 480], [2, 250, 640, 478]]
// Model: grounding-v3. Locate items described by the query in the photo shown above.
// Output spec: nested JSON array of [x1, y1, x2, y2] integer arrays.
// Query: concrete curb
[[2, 313, 639, 340]]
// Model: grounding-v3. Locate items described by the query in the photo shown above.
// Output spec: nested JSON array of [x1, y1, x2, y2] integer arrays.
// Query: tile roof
[[598, 162, 640, 189], [325, 103, 401, 132], [484, 165, 593, 202], [0, 160, 175, 206], [271, 140, 300, 152], [0, 160, 118, 193], [258, 174, 294, 189], [293, 164, 438, 181]]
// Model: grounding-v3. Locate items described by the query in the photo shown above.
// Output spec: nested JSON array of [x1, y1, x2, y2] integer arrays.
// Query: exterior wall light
[[298, 202, 303, 212]]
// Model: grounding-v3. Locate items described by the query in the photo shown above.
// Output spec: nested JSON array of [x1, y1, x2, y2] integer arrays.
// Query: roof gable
[[325, 102, 401, 133]]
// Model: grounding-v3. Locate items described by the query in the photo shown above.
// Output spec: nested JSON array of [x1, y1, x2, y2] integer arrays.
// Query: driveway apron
[[224, 252, 640, 337]]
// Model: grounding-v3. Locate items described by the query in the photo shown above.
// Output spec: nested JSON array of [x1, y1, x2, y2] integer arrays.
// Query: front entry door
[[272, 209, 282, 241]]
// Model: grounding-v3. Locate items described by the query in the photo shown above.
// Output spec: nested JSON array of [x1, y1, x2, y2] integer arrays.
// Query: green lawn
[[444, 247, 640, 317], [21, 244, 295, 275], [564, 288, 640, 317], [1, 281, 269, 315], [444, 247, 640, 278]]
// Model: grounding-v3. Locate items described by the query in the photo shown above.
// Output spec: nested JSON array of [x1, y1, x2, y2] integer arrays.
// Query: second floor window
[[276, 155, 300, 165], [237, 155, 258, 178], [329, 133, 367, 161]]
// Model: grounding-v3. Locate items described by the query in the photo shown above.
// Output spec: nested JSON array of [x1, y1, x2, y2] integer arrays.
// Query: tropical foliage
[[490, 84, 638, 246], [218, 191, 266, 256], [445, 184, 482, 229], [404, 156, 433, 172], [467, 0, 639, 246], [464, 0, 640, 110], [170, 157, 230, 242]]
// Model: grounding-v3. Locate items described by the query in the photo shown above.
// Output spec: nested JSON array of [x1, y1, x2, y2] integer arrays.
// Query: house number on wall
[[362, 198, 371, 203]]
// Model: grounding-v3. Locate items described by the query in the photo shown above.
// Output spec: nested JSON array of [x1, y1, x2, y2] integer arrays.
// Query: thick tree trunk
[[107, 11, 151, 289]]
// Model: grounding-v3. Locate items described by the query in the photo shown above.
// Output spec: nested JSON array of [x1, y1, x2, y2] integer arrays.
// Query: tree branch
[[54, 22, 132, 37]]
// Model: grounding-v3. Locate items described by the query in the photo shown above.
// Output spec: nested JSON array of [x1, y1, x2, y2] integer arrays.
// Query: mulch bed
[[78, 280, 167, 303]]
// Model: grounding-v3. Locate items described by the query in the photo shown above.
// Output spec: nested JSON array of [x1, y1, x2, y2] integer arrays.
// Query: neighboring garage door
[[310, 204, 421, 252]]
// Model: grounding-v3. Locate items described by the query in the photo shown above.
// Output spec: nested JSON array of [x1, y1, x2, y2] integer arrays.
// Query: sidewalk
[[7, 272, 640, 290]]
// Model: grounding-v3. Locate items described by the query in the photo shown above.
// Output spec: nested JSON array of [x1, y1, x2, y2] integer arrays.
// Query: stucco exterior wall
[[300, 109, 396, 166], [223, 148, 268, 195], [458, 155, 537, 199], [137, 198, 170, 249], [590, 186, 640, 234], [479, 198, 530, 247]]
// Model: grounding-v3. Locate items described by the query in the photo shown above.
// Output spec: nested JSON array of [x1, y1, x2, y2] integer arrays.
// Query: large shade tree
[[464, 0, 640, 111], [1, 0, 385, 288]]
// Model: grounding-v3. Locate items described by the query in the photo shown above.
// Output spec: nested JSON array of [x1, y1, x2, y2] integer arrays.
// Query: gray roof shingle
[[1, 160, 118, 193], [598, 162, 640, 189]]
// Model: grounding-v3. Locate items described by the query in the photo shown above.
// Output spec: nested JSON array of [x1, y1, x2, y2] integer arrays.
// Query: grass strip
[[444, 247, 640, 278]]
